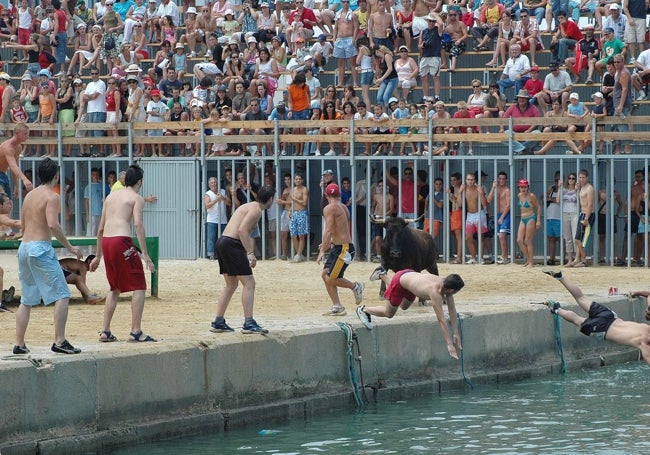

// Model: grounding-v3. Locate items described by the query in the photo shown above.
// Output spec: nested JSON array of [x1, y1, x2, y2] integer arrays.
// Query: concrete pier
[[0, 297, 645, 455]]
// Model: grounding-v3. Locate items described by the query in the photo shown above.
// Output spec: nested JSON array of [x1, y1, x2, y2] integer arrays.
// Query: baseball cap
[[592, 91, 604, 99], [175, 42, 184, 49], [322, 169, 334, 176], [399, 45, 409, 52], [217, 84, 227, 91], [530, 65, 539, 72], [518, 179, 529, 187], [609, 3, 619, 9], [224, 8, 234, 16], [151, 89, 161, 96], [0, 73, 11, 81], [318, 34, 327, 42], [548, 61, 559, 69], [604, 27, 615, 34], [38, 68, 51, 78], [73, 78, 82, 85], [569, 92, 579, 100], [388, 97, 398, 105], [325, 183, 340, 197]]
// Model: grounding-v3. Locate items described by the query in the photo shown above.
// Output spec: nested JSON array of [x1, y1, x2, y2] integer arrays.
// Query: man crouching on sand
[[59, 255, 105, 305], [356, 268, 464, 360]]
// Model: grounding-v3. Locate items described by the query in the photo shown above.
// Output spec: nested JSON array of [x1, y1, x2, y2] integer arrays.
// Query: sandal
[[128, 331, 157, 342], [99, 330, 117, 342]]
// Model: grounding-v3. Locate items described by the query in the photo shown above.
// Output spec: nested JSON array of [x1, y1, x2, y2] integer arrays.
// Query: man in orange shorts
[[447, 172, 463, 263], [90, 165, 156, 343], [356, 268, 464, 360]]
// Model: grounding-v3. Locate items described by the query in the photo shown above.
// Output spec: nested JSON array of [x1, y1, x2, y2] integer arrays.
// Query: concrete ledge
[[0, 298, 645, 454]]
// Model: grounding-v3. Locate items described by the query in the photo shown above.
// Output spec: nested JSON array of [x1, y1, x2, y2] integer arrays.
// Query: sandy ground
[[0, 251, 648, 354]]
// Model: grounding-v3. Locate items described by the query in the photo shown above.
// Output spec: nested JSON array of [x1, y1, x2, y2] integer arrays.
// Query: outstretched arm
[[429, 292, 459, 360]]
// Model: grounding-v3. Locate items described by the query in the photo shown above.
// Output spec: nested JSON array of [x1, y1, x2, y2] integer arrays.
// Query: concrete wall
[[0, 298, 645, 454]]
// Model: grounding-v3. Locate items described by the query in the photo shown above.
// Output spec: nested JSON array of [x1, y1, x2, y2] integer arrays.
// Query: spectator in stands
[[533, 98, 582, 154], [622, 0, 646, 63], [395, 45, 418, 100], [484, 82, 506, 118], [467, 79, 488, 119], [565, 23, 599, 84], [255, 3, 277, 44], [571, 0, 602, 28], [146, 89, 169, 156], [356, 35, 374, 107], [535, 61, 573, 110], [611, 53, 632, 154], [453, 101, 476, 155], [545, 0, 569, 33], [601, 58, 616, 115], [124, 0, 146, 44], [471, 0, 503, 51], [239, 98, 269, 155], [231, 80, 252, 121], [368, 0, 394, 51], [76, 67, 106, 156], [333, 1, 359, 88], [316, 101, 342, 156], [395, 0, 414, 51], [321, 84, 341, 112], [125, 73, 146, 156], [238, 1, 259, 45], [580, 91, 607, 152], [56, 76, 75, 156], [418, 13, 442, 101], [523, 64, 544, 99], [442, 6, 468, 72], [250, 47, 280, 97], [305, 67, 321, 102], [502, 9, 550, 67], [66, 24, 93, 76], [523, 0, 546, 26], [18, 74, 38, 124], [502, 89, 541, 154], [549, 10, 582, 65], [632, 47, 650, 100], [355, 0, 368, 36], [154, 0, 179, 28], [485, 10, 514, 68], [374, 45, 398, 108], [92, 0, 107, 26], [498, 43, 531, 99], [288, 0, 317, 52], [595, 27, 626, 77], [100, 0, 123, 73], [158, 67, 182, 99], [602, 4, 626, 42], [50, 0, 68, 77], [4, 32, 42, 78]]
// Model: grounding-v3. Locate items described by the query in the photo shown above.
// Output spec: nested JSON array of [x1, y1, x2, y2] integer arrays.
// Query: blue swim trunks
[[546, 219, 561, 237], [0, 171, 10, 194], [497, 212, 511, 235], [18, 241, 70, 306], [290, 209, 309, 236], [333, 36, 357, 59]]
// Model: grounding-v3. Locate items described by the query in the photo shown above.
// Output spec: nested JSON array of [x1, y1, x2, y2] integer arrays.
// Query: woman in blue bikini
[[517, 178, 542, 268]]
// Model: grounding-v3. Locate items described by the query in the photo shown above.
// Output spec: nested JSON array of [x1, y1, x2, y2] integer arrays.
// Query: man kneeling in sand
[[59, 255, 105, 305], [543, 270, 650, 367], [356, 268, 464, 360]]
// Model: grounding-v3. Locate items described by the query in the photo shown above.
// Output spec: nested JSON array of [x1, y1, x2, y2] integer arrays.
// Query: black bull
[[370, 215, 439, 296]]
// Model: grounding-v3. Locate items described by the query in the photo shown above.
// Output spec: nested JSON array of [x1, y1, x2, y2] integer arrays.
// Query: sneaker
[[242, 319, 269, 334], [51, 339, 81, 354], [87, 294, 106, 305], [543, 270, 563, 279], [496, 255, 505, 264], [54, 71, 65, 78], [323, 306, 347, 316], [369, 265, 387, 281], [585, 78, 593, 84], [325, 149, 336, 156], [467, 148, 474, 156], [210, 320, 235, 333], [465, 258, 477, 264], [629, 57, 636, 64], [189, 51, 197, 57], [356, 305, 374, 330], [371, 255, 381, 263], [12, 345, 29, 354], [545, 299, 561, 314], [280, 149, 287, 156], [637, 91, 647, 101], [314, 149, 321, 156], [353, 281, 364, 305]]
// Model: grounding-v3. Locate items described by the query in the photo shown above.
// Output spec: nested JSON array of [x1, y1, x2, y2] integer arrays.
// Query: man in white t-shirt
[[76, 66, 106, 155]]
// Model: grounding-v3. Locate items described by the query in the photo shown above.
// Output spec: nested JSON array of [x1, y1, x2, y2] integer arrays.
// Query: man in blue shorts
[[15, 158, 83, 355], [544, 270, 650, 367], [333, 0, 359, 87], [289, 174, 309, 262], [487, 171, 511, 264], [317, 183, 364, 316]]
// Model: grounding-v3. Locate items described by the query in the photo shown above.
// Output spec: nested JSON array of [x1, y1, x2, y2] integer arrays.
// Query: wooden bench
[[0, 236, 160, 297]]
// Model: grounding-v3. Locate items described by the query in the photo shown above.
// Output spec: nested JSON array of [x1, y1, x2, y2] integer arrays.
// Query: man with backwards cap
[[318, 182, 364, 317]]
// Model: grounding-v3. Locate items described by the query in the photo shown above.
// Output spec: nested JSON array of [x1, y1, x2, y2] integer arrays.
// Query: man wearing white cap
[[0, 73, 15, 124], [602, 3, 627, 41]]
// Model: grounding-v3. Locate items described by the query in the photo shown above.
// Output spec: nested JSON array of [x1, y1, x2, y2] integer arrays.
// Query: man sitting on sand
[[59, 255, 105, 305], [356, 268, 464, 360], [543, 270, 650, 367]]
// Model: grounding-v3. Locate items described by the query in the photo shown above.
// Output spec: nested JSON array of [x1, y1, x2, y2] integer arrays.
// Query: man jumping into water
[[543, 270, 650, 367], [356, 268, 464, 360]]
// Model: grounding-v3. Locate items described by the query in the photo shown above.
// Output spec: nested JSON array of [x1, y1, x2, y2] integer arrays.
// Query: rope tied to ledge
[[337, 322, 367, 407], [553, 312, 568, 374]]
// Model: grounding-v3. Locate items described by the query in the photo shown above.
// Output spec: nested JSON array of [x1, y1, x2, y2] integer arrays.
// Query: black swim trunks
[[579, 302, 617, 340], [324, 243, 355, 279], [216, 235, 253, 276]]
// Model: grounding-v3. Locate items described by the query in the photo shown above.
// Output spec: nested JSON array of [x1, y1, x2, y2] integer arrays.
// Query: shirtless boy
[[371, 179, 394, 261], [0, 123, 32, 196], [570, 169, 594, 267], [487, 171, 511, 263], [90, 165, 156, 343], [289, 174, 309, 262], [357, 269, 464, 360], [544, 270, 650, 367], [460, 172, 488, 264], [318, 183, 364, 316], [368, 0, 394, 51], [14, 158, 83, 355], [209, 185, 275, 334]]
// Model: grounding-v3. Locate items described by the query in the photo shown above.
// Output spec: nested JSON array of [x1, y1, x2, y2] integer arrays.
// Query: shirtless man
[[446, 172, 463, 263], [357, 269, 464, 359], [487, 171, 511, 264], [208, 185, 274, 334], [442, 6, 469, 72], [628, 290, 650, 321], [0, 123, 32, 197], [368, 0, 394, 51], [14, 158, 83, 355], [412, 0, 442, 38], [371, 179, 394, 261], [59, 255, 105, 305], [289, 174, 309, 262], [318, 183, 364, 316], [90, 165, 156, 343], [333, 0, 359, 88], [621, 169, 645, 264], [460, 172, 488, 264], [571, 169, 594, 267], [544, 270, 650, 368], [276, 173, 293, 260]]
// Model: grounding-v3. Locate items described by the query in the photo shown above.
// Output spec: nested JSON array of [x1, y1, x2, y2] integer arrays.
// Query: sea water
[[110, 362, 649, 454]]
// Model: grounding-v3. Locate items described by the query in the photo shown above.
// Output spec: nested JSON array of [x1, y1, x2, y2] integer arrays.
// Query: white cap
[[388, 97, 398, 104], [224, 8, 234, 16], [247, 36, 257, 44], [186, 6, 197, 14], [569, 92, 579, 100], [609, 3, 620, 9], [592, 91, 604, 98], [175, 42, 184, 49]]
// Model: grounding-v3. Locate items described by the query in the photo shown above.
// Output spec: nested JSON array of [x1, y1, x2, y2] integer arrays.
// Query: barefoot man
[[460, 172, 488, 264], [290, 173, 309, 262], [571, 169, 594, 267], [14, 158, 83, 355], [543, 270, 650, 367], [209, 185, 275, 334], [487, 171, 511, 263], [318, 183, 364, 316], [333, 0, 359, 88], [90, 165, 156, 343], [367, 0, 394, 51], [357, 269, 464, 360], [0, 123, 32, 197]]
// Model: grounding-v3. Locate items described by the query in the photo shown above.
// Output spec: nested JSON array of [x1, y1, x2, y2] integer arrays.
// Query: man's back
[[102, 187, 139, 238], [222, 201, 261, 240], [22, 186, 55, 242]]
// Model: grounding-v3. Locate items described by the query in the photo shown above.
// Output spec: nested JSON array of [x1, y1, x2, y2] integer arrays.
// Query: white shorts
[[412, 16, 428, 37], [625, 19, 646, 44], [419, 56, 441, 77]]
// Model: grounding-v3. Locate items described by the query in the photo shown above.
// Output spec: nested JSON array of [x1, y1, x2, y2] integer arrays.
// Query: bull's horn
[[369, 215, 385, 224], [405, 214, 425, 224]]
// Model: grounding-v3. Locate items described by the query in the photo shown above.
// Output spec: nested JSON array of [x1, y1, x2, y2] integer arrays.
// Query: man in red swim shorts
[[91, 164, 156, 343], [356, 268, 465, 360]]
